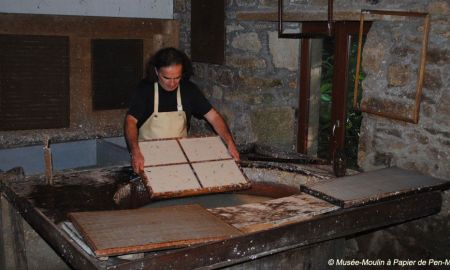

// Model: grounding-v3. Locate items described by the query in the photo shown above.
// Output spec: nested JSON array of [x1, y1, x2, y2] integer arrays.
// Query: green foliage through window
[[317, 36, 366, 169]]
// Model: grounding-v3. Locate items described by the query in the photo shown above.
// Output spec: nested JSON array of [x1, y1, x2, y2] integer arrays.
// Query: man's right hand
[[131, 150, 145, 174]]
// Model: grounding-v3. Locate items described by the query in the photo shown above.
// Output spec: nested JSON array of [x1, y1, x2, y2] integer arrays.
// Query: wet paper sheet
[[208, 194, 340, 233], [138, 136, 250, 199]]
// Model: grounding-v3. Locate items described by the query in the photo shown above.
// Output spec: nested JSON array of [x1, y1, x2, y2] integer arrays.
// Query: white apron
[[138, 83, 187, 140]]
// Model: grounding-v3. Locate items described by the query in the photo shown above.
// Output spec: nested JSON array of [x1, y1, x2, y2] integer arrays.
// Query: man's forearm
[[204, 109, 240, 160], [124, 114, 146, 173], [124, 115, 140, 155]]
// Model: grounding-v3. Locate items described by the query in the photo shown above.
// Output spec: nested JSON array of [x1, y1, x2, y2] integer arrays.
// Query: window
[[298, 22, 371, 168]]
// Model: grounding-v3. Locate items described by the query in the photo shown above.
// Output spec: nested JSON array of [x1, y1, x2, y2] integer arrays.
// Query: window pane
[[316, 37, 334, 160]]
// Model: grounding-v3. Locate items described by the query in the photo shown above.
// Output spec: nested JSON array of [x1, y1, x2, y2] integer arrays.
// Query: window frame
[[297, 21, 371, 159]]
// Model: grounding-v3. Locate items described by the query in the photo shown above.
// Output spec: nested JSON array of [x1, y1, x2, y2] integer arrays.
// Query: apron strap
[[176, 86, 183, 111], [153, 83, 159, 114]]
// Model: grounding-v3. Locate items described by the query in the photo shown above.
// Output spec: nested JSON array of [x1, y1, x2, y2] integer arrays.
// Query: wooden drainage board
[[139, 136, 250, 199], [301, 167, 450, 208], [68, 204, 242, 257]]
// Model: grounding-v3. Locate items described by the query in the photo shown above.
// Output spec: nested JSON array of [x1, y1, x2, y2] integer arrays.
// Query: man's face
[[156, 64, 182, 91]]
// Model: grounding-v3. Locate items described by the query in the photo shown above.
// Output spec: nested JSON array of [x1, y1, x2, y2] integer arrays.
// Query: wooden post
[[43, 138, 53, 185]]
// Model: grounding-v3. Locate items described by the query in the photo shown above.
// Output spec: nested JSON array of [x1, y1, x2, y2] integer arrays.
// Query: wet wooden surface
[[301, 167, 450, 208], [69, 205, 242, 257], [0, 166, 445, 270], [209, 194, 340, 233]]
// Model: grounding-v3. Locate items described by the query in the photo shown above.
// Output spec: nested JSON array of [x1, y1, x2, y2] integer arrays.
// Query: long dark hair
[[146, 47, 193, 82]]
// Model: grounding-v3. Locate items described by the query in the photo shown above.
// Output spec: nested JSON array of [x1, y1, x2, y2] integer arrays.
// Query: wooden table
[[0, 166, 446, 270]]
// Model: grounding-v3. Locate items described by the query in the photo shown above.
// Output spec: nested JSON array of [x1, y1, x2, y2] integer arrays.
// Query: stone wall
[[358, 1, 450, 180], [175, 0, 300, 150], [175, 0, 450, 262], [353, 0, 450, 262]]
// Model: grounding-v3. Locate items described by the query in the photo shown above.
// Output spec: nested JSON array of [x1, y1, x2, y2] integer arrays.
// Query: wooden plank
[[301, 167, 450, 208], [209, 194, 339, 233], [68, 204, 242, 257]]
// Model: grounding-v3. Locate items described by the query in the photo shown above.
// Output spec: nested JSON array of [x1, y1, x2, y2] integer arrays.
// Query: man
[[125, 47, 239, 173]]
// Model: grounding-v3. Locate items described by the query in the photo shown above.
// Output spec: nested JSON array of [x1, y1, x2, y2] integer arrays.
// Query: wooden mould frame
[[138, 136, 251, 200], [353, 9, 431, 123]]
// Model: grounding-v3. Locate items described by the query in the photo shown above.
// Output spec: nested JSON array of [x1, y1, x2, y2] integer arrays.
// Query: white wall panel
[[0, 0, 173, 19]]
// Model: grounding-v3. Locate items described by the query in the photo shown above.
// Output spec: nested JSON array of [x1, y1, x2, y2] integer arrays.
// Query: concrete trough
[[0, 137, 129, 175]]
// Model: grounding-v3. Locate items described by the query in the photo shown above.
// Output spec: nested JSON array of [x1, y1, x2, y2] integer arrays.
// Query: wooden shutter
[[91, 39, 143, 110], [0, 34, 70, 130], [191, 0, 225, 64]]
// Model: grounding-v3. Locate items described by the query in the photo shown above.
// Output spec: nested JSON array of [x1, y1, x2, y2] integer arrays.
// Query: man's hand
[[204, 108, 240, 162], [131, 150, 145, 174], [227, 143, 240, 161]]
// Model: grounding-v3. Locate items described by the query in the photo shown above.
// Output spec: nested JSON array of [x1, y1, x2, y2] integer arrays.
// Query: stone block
[[268, 31, 300, 71], [223, 89, 263, 105], [436, 89, 450, 118], [406, 133, 429, 145], [239, 76, 282, 90], [289, 79, 298, 89], [258, 0, 278, 8], [387, 64, 411, 87], [361, 97, 412, 118], [227, 56, 266, 69], [427, 1, 450, 15], [236, 0, 258, 7], [375, 128, 403, 138], [427, 48, 450, 65], [362, 45, 385, 72], [250, 107, 295, 149], [423, 68, 442, 92], [216, 68, 235, 86], [174, 0, 186, 12], [226, 24, 245, 33], [374, 152, 393, 167], [212, 85, 223, 100], [231, 32, 262, 53]]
